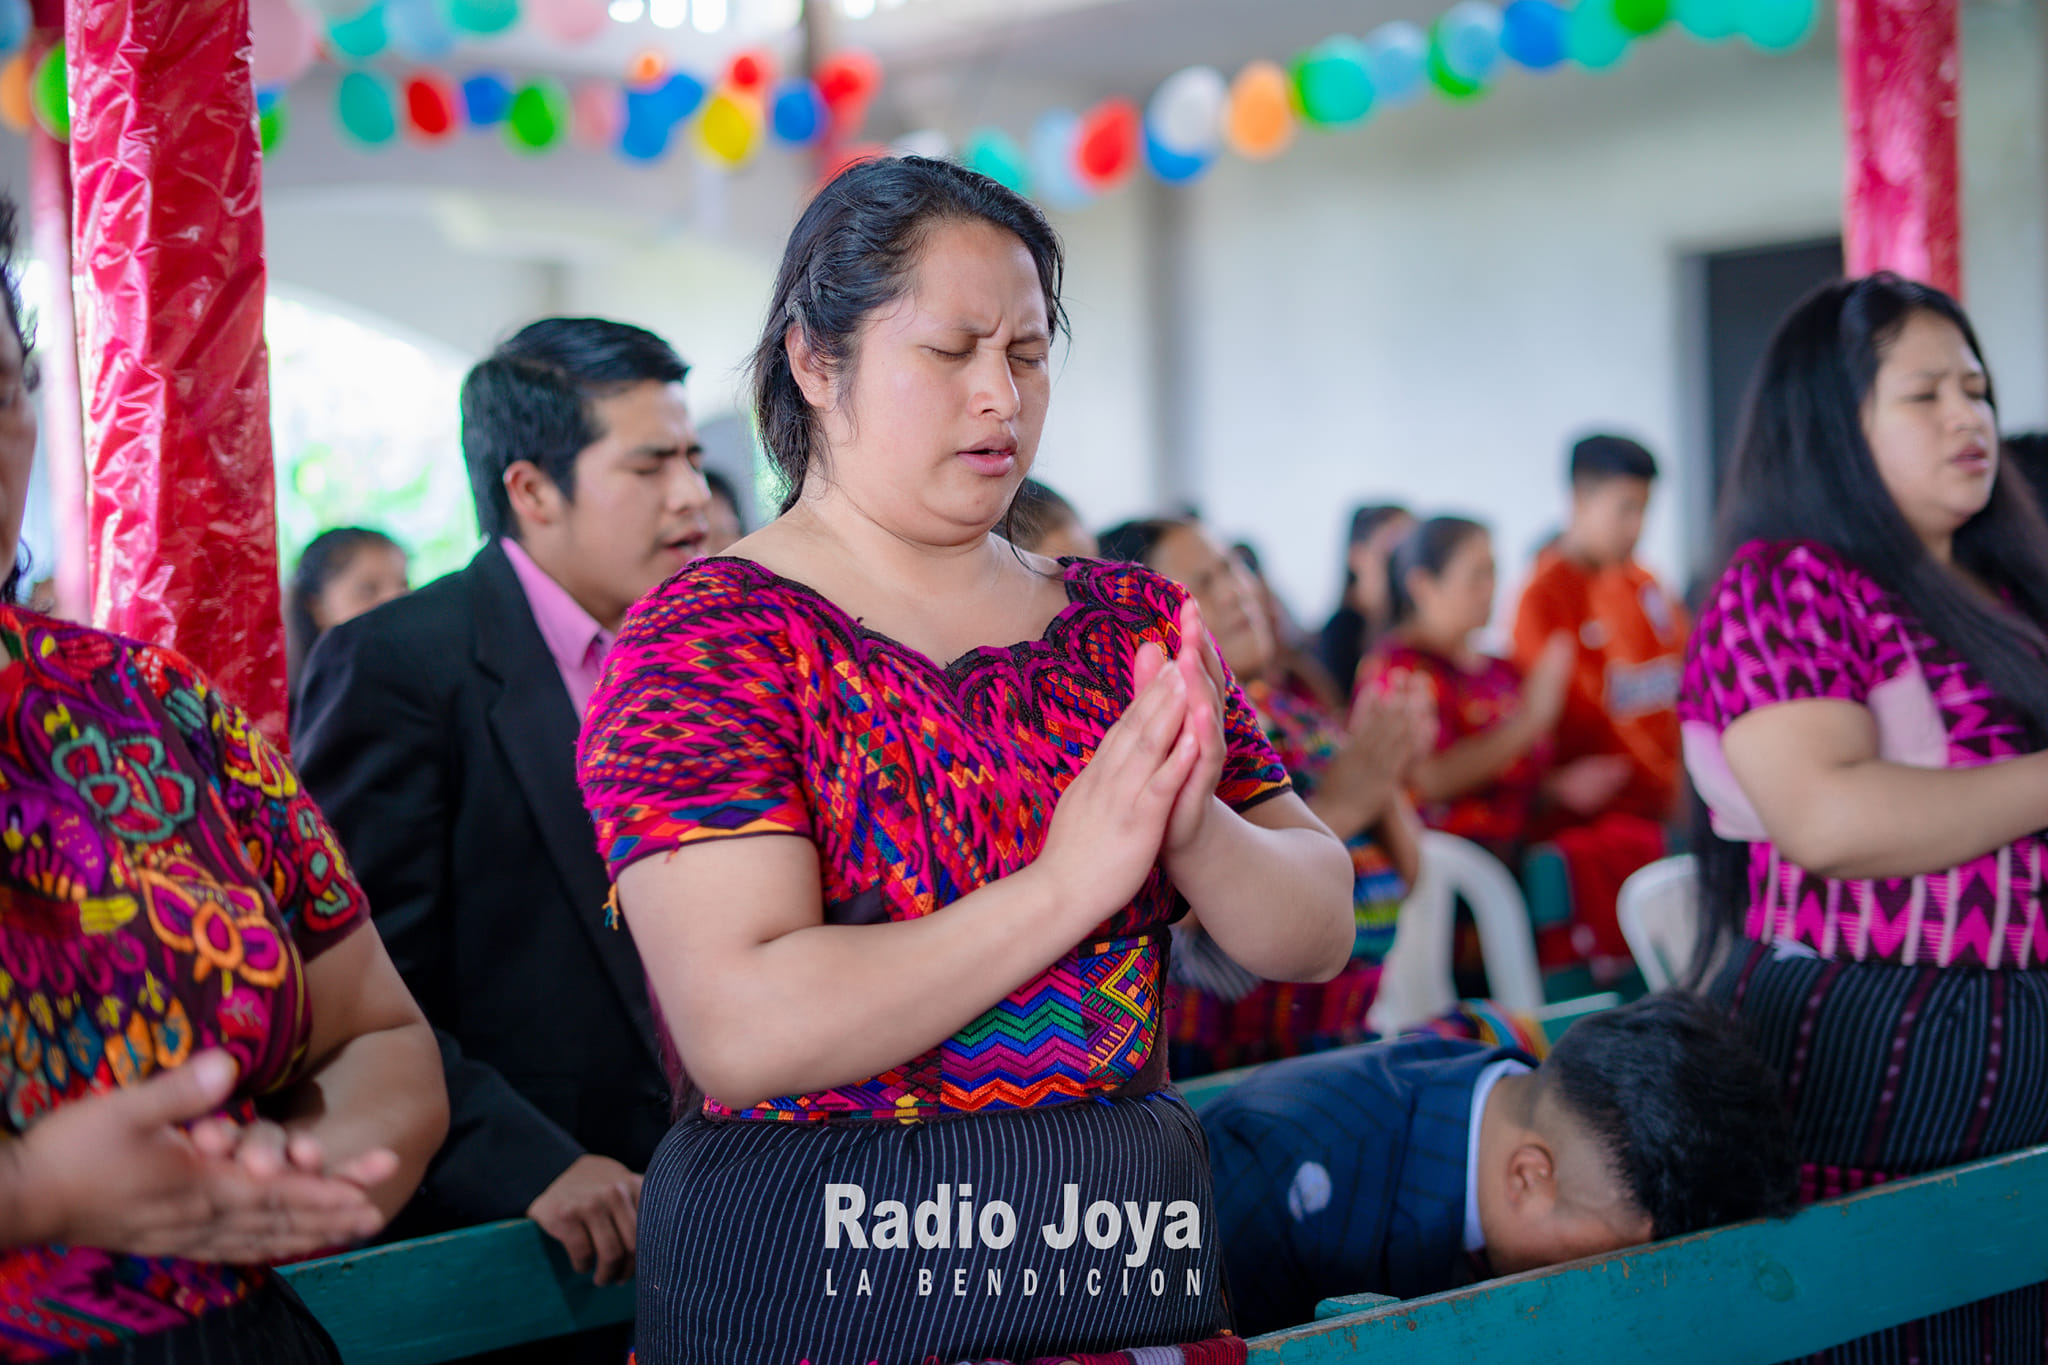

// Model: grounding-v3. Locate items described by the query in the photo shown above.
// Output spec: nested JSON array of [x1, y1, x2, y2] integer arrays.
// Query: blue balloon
[[1029, 110, 1094, 211], [619, 107, 673, 162], [385, 0, 455, 60], [461, 73, 513, 127], [649, 71, 704, 124], [1364, 23, 1429, 107], [1144, 128, 1211, 184], [256, 87, 282, 115], [1501, 0, 1570, 68], [770, 81, 827, 145], [0, 0, 31, 57]]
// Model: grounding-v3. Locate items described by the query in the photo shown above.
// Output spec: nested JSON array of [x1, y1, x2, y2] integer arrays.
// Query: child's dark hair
[[1007, 478, 1081, 553], [286, 527, 402, 684], [1541, 993, 1799, 1238], [1386, 516, 1487, 625], [1570, 434, 1658, 487], [749, 155, 1066, 514]]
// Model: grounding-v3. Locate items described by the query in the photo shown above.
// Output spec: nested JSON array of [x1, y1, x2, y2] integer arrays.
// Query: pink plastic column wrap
[[65, 0, 289, 744], [1840, 0, 1962, 296]]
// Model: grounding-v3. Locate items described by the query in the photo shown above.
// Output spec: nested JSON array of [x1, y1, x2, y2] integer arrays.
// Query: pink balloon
[[528, 0, 608, 43], [572, 79, 621, 148], [249, 0, 319, 88]]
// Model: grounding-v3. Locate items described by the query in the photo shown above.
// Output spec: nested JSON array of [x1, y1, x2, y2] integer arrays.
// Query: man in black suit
[[295, 318, 712, 1302]]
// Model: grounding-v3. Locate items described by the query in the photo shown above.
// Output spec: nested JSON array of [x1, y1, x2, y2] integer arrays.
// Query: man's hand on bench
[[527, 1154, 642, 1286]]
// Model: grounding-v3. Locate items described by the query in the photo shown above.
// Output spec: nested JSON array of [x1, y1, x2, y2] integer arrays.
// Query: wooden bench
[[285, 1144, 2048, 1362]]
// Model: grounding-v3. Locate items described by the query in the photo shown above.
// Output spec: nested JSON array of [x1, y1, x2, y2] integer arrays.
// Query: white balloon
[[250, 0, 320, 88], [1145, 65, 1226, 159]]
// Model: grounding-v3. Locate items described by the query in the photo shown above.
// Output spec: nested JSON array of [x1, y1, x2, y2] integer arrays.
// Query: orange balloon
[[1224, 60, 1295, 160], [0, 54, 29, 135], [626, 48, 667, 91]]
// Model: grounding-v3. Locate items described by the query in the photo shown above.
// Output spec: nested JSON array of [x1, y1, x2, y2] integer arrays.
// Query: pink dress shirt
[[502, 538, 612, 718]]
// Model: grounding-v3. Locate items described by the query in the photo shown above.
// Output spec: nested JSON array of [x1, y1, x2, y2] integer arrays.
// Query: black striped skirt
[[633, 1091, 1230, 1365], [1712, 942, 2048, 1363]]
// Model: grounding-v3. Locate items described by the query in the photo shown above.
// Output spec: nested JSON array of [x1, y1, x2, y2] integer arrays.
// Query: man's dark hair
[[1570, 434, 1659, 488], [1007, 478, 1081, 553], [1541, 992, 1799, 1239], [460, 317, 689, 541]]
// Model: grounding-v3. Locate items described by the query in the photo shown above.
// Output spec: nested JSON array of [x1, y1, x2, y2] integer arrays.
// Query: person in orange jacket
[[1513, 435, 1690, 829]]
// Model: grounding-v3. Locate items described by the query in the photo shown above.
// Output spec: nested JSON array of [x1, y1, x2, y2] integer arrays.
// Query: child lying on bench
[[1201, 993, 1799, 1335]]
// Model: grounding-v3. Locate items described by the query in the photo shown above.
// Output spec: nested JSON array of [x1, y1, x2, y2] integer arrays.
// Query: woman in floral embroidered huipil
[[0, 201, 448, 1363], [578, 159, 1353, 1365], [1684, 275, 2048, 1362]]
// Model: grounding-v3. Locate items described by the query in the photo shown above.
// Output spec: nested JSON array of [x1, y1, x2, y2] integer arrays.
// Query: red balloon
[[1075, 97, 1141, 189], [814, 49, 881, 113], [405, 74, 459, 141], [819, 140, 887, 186], [726, 48, 775, 94]]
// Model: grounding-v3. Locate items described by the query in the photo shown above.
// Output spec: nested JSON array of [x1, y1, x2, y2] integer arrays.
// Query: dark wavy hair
[[748, 155, 1066, 515], [1543, 992, 1799, 1239], [1096, 516, 1188, 569], [1691, 274, 2048, 973]]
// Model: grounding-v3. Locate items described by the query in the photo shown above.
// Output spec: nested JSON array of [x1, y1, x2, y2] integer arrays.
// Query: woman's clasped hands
[[1035, 599, 1233, 919], [7, 1049, 397, 1265]]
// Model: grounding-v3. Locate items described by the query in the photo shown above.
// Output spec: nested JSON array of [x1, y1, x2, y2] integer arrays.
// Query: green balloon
[[260, 98, 288, 155], [1674, 0, 1738, 40], [1291, 39, 1375, 126], [30, 40, 66, 142], [327, 4, 388, 60], [447, 0, 519, 35], [1739, 0, 1816, 49], [1613, 0, 1669, 34], [963, 130, 1030, 196], [1426, 26, 1485, 99], [1567, 0, 1634, 68], [505, 80, 567, 152], [336, 70, 396, 146]]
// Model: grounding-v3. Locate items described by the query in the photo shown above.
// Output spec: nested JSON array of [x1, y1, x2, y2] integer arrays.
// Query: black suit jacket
[[1201, 1035, 1530, 1335], [294, 539, 669, 1231]]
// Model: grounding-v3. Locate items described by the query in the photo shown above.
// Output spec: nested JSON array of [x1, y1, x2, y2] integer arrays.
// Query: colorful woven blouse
[[1364, 642, 1548, 858], [1681, 540, 2047, 970], [577, 556, 1290, 1124], [0, 606, 368, 1359]]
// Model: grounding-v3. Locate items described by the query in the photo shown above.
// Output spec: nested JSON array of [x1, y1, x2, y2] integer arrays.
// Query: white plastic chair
[[1617, 854, 1699, 992], [1368, 831, 1545, 1035]]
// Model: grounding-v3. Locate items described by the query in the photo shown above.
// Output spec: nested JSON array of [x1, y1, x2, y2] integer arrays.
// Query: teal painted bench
[[1249, 1142, 2048, 1362], [282, 1142, 2048, 1363]]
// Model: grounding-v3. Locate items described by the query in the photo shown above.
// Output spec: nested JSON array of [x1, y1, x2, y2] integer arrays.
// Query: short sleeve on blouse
[[1688, 540, 1879, 729], [578, 566, 814, 879], [1100, 562, 1291, 813], [136, 643, 368, 960]]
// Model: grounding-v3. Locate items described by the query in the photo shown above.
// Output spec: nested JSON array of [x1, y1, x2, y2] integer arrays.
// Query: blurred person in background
[[1102, 516, 1430, 1076], [1233, 537, 1344, 712], [1006, 475, 1099, 558], [1320, 503, 1414, 699], [285, 526, 409, 700], [700, 467, 748, 559]]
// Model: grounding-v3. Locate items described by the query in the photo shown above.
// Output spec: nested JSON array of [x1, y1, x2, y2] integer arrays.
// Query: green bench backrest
[[1251, 1142, 2048, 1363]]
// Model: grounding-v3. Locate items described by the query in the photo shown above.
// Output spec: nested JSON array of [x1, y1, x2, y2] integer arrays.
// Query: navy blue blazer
[[1200, 1035, 1533, 1336]]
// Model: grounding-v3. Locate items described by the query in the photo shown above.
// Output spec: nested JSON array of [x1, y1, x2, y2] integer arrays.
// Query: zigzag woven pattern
[[1682, 540, 2047, 970], [579, 557, 1290, 1122]]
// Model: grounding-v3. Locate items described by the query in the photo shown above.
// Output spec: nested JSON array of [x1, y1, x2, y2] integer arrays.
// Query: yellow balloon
[[1224, 60, 1295, 160], [697, 90, 759, 166]]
